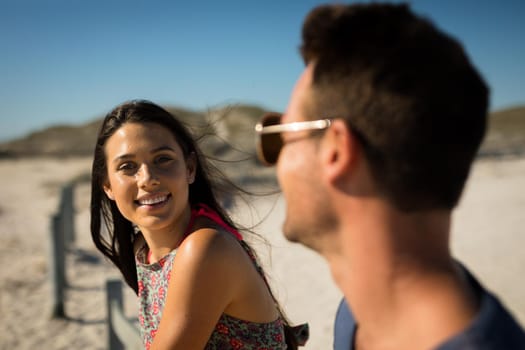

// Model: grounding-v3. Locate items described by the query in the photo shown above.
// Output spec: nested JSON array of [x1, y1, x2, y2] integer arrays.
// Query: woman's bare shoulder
[[154, 230, 245, 348], [176, 226, 244, 265]]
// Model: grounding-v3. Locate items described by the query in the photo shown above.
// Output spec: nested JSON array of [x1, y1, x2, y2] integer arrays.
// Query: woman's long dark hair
[[90, 100, 300, 348], [91, 100, 233, 293]]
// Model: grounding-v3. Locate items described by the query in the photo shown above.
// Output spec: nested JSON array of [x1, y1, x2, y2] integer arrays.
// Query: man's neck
[[326, 202, 479, 349]]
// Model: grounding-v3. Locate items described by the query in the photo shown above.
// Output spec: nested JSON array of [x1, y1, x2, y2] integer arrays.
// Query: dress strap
[[192, 203, 243, 240], [146, 204, 242, 264]]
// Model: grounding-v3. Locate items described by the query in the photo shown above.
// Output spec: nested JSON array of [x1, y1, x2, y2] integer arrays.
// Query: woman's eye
[[117, 162, 136, 172], [156, 155, 173, 164]]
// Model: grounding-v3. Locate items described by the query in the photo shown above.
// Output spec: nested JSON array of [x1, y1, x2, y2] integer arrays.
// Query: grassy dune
[[0, 104, 523, 159]]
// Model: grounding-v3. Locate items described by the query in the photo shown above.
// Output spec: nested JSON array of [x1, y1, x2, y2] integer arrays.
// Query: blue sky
[[0, 0, 523, 142]]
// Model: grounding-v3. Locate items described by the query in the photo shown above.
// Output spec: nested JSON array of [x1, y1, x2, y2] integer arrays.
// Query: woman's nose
[[137, 164, 160, 188]]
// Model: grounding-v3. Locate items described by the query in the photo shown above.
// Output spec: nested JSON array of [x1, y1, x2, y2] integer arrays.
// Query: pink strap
[[192, 203, 243, 240], [147, 203, 242, 263]]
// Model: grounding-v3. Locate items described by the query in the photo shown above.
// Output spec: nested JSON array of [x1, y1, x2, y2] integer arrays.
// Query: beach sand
[[0, 156, 524, 349]]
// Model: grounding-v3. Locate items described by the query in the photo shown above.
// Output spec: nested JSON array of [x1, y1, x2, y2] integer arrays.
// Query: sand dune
[[1, 156, 524, 349]]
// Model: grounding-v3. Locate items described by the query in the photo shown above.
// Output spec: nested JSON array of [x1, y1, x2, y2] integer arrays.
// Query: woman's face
[[103, 122, 196, 234]]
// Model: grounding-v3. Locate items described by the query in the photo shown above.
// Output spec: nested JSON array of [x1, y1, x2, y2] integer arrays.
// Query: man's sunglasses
[[255, 112, 332, 166]]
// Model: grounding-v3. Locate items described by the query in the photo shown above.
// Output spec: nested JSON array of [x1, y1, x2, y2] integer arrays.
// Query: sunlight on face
[[103, 122, 195, 234]]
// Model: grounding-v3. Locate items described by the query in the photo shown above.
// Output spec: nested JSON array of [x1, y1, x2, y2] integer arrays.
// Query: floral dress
[[135, 204, 288, 349]]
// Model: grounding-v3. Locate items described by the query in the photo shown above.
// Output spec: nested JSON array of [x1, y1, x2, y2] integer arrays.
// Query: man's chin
[[283, 223, 316, 249], [283, 230, 301, 243], [282, 220, 299, 243]]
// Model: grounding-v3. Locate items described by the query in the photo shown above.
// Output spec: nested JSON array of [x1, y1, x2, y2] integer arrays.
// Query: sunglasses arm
[[256, 119, 332, 134]]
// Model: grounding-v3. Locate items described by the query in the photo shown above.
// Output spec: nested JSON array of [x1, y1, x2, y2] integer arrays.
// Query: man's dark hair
[[301, 3, 489, 211]]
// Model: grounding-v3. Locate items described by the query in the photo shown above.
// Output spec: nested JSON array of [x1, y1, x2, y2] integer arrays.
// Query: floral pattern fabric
[[136, 242, 287, 350]]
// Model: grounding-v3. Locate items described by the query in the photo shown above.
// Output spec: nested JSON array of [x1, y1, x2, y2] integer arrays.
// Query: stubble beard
[[278, 149, 337, 252], [282, 198, 337, 253], [282, 216, 318, 251]]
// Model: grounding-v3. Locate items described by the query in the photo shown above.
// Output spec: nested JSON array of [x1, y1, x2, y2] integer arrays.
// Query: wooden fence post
[[48, 183, 75, 319], [61, 183, 75, 247], [107, 279, 125, 350], [49, 213, 65, 318], [106, 279, 142, 350]]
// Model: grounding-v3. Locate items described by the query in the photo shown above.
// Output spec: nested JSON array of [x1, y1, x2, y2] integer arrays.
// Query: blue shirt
[[334, 268, 525, 349]]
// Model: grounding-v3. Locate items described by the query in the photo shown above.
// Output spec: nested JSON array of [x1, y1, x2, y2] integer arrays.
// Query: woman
[[91, 100, 307, 349]]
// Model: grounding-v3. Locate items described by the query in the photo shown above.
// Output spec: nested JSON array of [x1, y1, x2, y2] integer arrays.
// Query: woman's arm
[[150, 228, 243, 349]]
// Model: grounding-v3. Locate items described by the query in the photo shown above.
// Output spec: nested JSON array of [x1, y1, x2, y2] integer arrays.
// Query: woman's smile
[[135, 193, 172, 208]]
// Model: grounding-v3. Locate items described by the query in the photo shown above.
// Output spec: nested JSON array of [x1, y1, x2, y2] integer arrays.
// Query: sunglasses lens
[[257, 114, 283, 165], [261, 132, 282, 165]]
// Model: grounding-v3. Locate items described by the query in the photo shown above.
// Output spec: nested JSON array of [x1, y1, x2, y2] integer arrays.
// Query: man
[[255, 3, 525, 349]]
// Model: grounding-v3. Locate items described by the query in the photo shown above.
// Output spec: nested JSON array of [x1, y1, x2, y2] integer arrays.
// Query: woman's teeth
[[138, 195, 168, 205]]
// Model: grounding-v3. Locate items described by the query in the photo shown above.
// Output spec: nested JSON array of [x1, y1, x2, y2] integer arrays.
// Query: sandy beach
[[1, 156, 524, 349]]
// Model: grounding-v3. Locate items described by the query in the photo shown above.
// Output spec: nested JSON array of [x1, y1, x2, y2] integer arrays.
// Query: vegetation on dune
[[0, 103, 523, 160], [479, 106, 525, 158]]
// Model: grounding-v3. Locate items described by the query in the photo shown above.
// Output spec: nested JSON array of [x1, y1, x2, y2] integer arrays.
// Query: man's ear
[[103, 183, 115, 200], [320, 119, 359, 183]]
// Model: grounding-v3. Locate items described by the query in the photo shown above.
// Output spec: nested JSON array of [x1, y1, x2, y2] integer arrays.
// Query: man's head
[[293, 3, 489, 212]]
